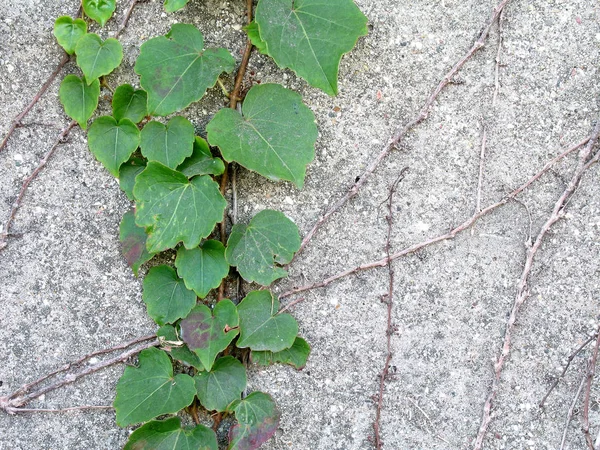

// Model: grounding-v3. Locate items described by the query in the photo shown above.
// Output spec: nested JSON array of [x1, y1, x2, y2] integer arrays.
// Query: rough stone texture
[[1, 0, 599, 449]]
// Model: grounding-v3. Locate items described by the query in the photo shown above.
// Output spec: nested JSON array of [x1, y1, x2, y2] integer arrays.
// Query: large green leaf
[[157, 325, 205, 371], [254, 0, 368, 95], [252, 337, 310, 370], [82, 0, 116, 27], [164, 0, 190, 12], [236, 290, 298, 352], [112, 84, 148, 123], [53, 16, 87, 55], [119, 209, 154, 276], [177, 137, 225, 178], [124, 417, 217, 450], [114, 347, 196, 426], [75, 33, 123, 84], [180, 300, 239, 371], [195, 356, 246, 412], [135, 24, 235, 116], [175, 240, 229, 299], [228, 392, 280, 450], [133, 162, 227, 253], [118, 156, 146, 201], [88, 116, 140, 177], [142, 265, 197, 326], [225, 210, 300, 286], [207, 84, 317, 188], [140, 117, 195, 169], [59, 75, 99, 130]]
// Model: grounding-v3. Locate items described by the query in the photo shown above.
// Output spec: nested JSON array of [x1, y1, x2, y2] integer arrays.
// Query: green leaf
[[157, 325, 205, 371], [207, 83, 317, 188], [119, 209, 154, 276], [119, 156, 146, 201], [124, 417, 217, 450], [243, 22, 267, 54], [75, 33, 123, 84], [88, 116, 140, 177], [225, 210, 300, 286], [134, 162, 227, 253], [236, 290, 298, 352], [164, 0, 190, 12], [58, 75, 99, 130], [82, 0, 116, 27], [228, 392, 280, 450], [143, 265, 197, 326], [252, 337, 310, 370], [175, 240, 229, 299], [195, 356, 246, 412], [180, 300, 239, 371], [112, 84, 148, 123], [135, 24, 235, 116], [140, 117, 195, 169], [53, 16, 87, 55], [177, 137, 225, 178], [255, 0, 368, 95], [114, 347, 196, 427]]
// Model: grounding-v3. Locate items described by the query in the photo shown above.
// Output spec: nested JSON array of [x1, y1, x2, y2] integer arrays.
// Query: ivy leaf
[[119, 210, 154, 276], [88, 116, 140, 177], [118, 156, 146, 201], [243, 22, 267, 54], [195, 356, 246, 412], [251, 337, 310, 370], [140, 117, 195, 169], [59, 75, 99, 130], [75, 33, 123, 84], [135, 24, 235, 116], [207, 84, 316, 188], [143, 265, 197, 326], [164, 0, 190, 12], [53, 16, 87, 55], [82, 0, 116, 27], [114, 347, 196, 427], [180, 300, 239, 371], [177, 137, 225, 178], [225, 210, 300, 286], [255, 0, 368, 95], [228, 392, 280, 450], [236, 290, 298, 352], [124, 417, 217, 450], [175, 240, 229, 299], [112, 84, 148, 123], [157, 325, 205, 371], [134, 162, 227, 253]]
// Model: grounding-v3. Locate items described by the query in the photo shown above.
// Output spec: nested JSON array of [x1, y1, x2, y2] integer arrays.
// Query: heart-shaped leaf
[[135, 24, 235, 116], [53, 16, 87, 55], [236, 290, 298, 352], [88, 116, 140, 177], [255, 0, 368, 95], [82, 0, 116, 27], [134, 162, 227, 253], [119, 209, 154, 276], [228, 392, 280, 450], [76, 33, 123, 84], [251, 337, 310, 370], [118, 156, 146, 201], [180, 300, 239, 371], [114, 347, 196, 426], [177, 137, 225, 178], [164, 0, 190, 12], [225, 210, 300, 286], [207, 84, 317, 188], [175, 240, 229, 299], [195, 356, 246, 412], [157, 325, 205, 371], [141, 117, 195, 169], [143, 265, 197, 326], [124, 417, 217, 450], [112, 84, 148, 123], [59, 75, 100, 129]]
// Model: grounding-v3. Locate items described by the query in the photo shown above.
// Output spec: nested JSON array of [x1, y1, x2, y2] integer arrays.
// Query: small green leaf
[[225, 210, 300, 286], [53, 16, 87, 55], [207, 84, 317, 188], [118, 156, 146, 201], [243, 22, 267, 54], [119, 209, 154, 276], [177, 137, 225, 177], [82, 0, 116, 27], [195, 356, 246, 412], [228, 392, 280, 450], [180, 300, 239, 371], [135, 24, 235, 116], [255, 0, 368, 95], [124, 417, 217, 450], [164, 0, 190, 12], [58, 75, 99, 129], [157, 325, 205, 371], [88, 116, 140, 177], [143, 265, 197, 326], [114, 347, 196, 427], [134, 162, 227, 253], [252, 337, 310, 370], [140, 117, 195, 169], [75, 33, 123, 84], [236, 290, 298, 352], [175, 240, 229, 299], [112, 84, 148, 123]]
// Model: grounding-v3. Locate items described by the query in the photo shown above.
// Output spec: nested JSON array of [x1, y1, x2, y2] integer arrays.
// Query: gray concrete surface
[[1, 0, 599, 449]]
